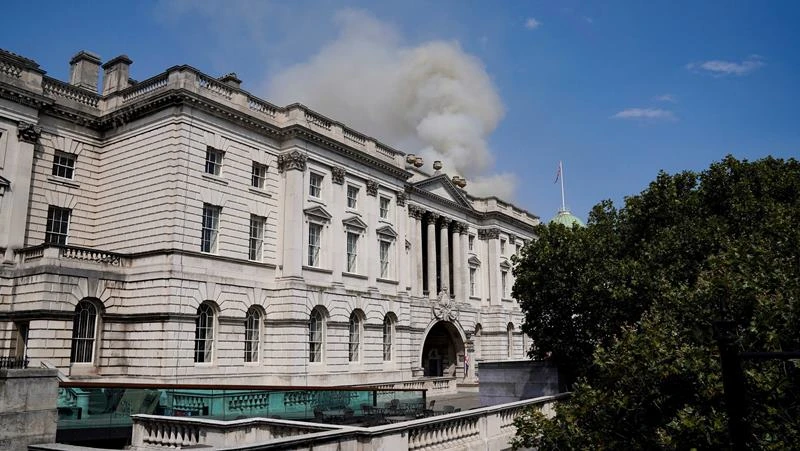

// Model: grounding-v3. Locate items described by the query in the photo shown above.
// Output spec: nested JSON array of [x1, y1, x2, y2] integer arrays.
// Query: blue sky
[[2, 1, 798, 222]]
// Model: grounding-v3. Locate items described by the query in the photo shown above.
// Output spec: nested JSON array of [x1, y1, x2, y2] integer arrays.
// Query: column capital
[[17, 121, 41, 144], [508, 233, 516, 244], [408, 205, 424, 219], [396, 191, 407, 207], [457, 222, 469, 234], [426, 212, 440, 223], [366, 179, 379, 196], [331, 166, 346, 184], [478, 227, 500, 240], [439, 217, 452, 227], [277, 150, 307, 173]]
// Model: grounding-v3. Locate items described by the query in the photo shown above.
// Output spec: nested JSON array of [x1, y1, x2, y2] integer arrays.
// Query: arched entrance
[[421, 321, 465, 377]]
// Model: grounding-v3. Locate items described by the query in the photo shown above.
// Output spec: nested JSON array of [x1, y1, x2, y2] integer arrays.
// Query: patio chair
[[442, 405, 456, 414]]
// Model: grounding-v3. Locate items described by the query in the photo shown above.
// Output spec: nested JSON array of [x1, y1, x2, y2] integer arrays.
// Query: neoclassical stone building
[[0, 49, 538, 385]]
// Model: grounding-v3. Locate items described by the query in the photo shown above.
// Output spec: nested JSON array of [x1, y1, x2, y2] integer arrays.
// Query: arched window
[[194, 303, 215, 363], [349, 311, 363, 362], [309, 308, 325, 362], [383, 314, 394, 361], [244, 307, 261, 363], [70, 301, 98, 363], [507, 323, 515, 359]]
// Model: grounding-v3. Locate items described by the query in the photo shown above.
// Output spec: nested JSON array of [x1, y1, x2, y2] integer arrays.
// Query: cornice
[[0, 83, 53, 110]]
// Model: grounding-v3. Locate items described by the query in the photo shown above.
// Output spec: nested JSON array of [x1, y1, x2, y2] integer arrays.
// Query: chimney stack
[[101, 55, 132, 95], [219, 73, 242, 89], [68, 51, 101, 92]]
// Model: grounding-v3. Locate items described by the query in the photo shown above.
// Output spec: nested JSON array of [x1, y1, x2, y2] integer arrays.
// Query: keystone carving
[[432, 287, 459, 322], [366, 179, 378, 196], [276, 150, 307, 173], [17, 121, 41, 144], [331, 166, 346, 185], [396, 191, 407, 207]]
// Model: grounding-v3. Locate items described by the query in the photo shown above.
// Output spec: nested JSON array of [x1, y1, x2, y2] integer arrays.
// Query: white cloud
[[525, 18, 541, 29], [583, 16, 594, 24], [654, 94, 677, 103], [611, 108, 676, 121], [686, 55, 765, 76], [268, 10, 512, 195]]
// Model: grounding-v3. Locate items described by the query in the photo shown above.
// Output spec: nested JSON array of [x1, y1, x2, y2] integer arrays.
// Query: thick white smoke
[[267, 10, 515, 199]]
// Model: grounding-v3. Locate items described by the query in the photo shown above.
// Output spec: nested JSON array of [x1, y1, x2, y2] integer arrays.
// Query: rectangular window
[[516, 244, 521, 256], [470, 268, 476, 296], [347, 185, 359, 208], [308, 223, 322, 266], [379, 196, 390, 219], [45, 206, 71, 245], [468, 235, 475, 251], [501, 270, 508, 298], [500, 238, 506, 254], [346, 231, 359, 272], [379, 240, 391, 278], [52, 151, 76, 179], [205, 147, 224, 176], [249, 215, 265, 261], [309, 172, 323, 198], [201, 204, 221, 253], [251, 162, 268, 189]]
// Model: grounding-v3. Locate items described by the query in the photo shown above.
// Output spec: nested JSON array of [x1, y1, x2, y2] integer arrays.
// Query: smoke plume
[[267, 10, 514, 199]]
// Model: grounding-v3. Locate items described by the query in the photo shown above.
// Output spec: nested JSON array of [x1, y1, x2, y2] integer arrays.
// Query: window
[[308, 223, 322, 266], [516, 244, 521, 256], [70, 301, 97, 363], [346, 232, 359, 272], [468, 235, 475, 251], [195, 303, 215, 363], [349, 312, 362, 362], [501, 270, 508, 298], [244, 307, 261, 363], [500, 238, 506, 254], [52, 151, 76, 179], [309, 172, 323, 198], [347, 185, 359, 208], [309, 308, 324, 362], [383, 315, 393, 361], [469, 268, 476, 296], [45, 206, 71, 245], [205, 147, 224, 176], [379, 196, 390, 219], [507, 323, 514, 358], [201, 204, 221, 253], [249, 215, 265, 261], [251, 162, 268, 189], [379, 240, 391, 278]]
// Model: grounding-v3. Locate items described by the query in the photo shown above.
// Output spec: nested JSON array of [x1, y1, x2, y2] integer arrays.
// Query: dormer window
[[52, 151, 76, 179]]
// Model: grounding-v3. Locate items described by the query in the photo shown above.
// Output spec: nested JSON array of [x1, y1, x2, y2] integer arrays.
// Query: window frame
[[348, 312, 362, 363], [307, 222, 323, 267], [205, 147, 224, 176], [507, 323, 514, 358], [468, 234, 475, 251], [194, 303, 215, 364], [251, 162, 268, 189], [45, 205, 71, 245], [309, 308, 325, 363], [501, 270, 508, 298], [52, 151, 76, 180], [346, 231, 359, 273], [244, 307, 261, 363], [70, 301, 98, 364], [469, 267, 477, 297], [309, 172, 323, 198], [346, 185, 359, 209], [379, 196, 390, 219], [201, 204, 221, 253], [382, 315, 394, 361], [379, 239, 391, 278], [249, 214, 265, 261]]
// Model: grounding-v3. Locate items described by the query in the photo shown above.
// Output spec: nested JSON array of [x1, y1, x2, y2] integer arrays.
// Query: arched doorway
[[421, 321, 465, 377]]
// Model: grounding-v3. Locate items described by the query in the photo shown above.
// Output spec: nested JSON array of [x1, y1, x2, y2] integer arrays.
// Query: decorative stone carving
[[276, 150, 307, 173], [508, 234, 516, 244], [408, 205, 424, 219], [439, 217, 452, 227], [457, 222, 469, 234], [432, 286, 459, 322], [17, 121, 41, 144], [478, 228, 500, 240], [365, 179, 378, 196], [331, 166, 345, 185], [425, 212, 440, 223], [396, 191, 407, 207]]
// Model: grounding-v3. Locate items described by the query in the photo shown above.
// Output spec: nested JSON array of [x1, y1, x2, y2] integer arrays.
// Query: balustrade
[[248, 96, 279, 118], [197, 74, 233, 100], [122, 73, 168, 102]]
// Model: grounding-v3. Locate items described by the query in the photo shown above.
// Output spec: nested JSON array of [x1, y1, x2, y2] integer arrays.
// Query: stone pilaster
[[278, 150, 307, 279], [425, 212, 439, 299], [452, 223, 463, 301], [479, 228, 501, 304], [459, 224, 470, 302], [439, 217, 451, 297], [409, 206, 424, 297], [4, 121, 40, 261]]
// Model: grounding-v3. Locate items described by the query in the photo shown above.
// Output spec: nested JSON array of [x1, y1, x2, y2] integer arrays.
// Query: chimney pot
[[69, 51, 101, 92]]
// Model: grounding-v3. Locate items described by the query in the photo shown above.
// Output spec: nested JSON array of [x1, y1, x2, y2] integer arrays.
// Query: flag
[[554, 161, 562, 184]]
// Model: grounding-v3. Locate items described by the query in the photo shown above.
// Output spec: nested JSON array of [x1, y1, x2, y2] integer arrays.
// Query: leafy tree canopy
[[511, 155, 800, 449]]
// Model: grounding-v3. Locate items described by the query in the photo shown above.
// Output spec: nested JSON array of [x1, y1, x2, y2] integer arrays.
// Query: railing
[[0, 58, 23, 78], [376, 143, 398, 159], [248, 96, 279, 118], [60, 246, 124, 265], [0, 357, 28, 369], [304, 111, 331, 130], [16, 245, 44, 262], [370, 377, 456, 396], [136, 417, 201, 448], [343, 127, 366, 145], [408, 415, 480, 450], [122, 73, 169, 103], [42, 76, 100, 108], [197, 74, 233, 100]]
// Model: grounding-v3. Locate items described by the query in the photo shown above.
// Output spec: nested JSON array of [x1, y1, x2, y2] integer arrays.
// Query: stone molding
[[17, 121, 41, 143], [456, 222, 469, 234], [365, 179, 378, 197], [508, 234, 516, 244], [478, 228, 500, 240], [425, 212, 440, 223], [331, 166, 345, 185], [408, 205, 424, 219], [396, 191, 407, 207], [439, 217, 452, 227], [277, 150, 307, 173]]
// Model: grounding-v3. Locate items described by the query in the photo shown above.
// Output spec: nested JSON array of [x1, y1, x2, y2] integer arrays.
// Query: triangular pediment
[[0, 175, 9, 187], [304, 205, 332, 221], [499, 258, 512, 270], [412, 174, 473, 210], [377, 225, 397, 238], [342, 215, 368, 230], [468, 255, 481, 266]]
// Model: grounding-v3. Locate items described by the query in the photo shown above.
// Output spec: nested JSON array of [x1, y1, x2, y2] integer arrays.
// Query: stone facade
[[0, 49, 539, 385]]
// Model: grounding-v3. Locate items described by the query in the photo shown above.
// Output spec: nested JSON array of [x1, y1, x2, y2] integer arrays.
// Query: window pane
[[45, 206, 71, 245], [379, 197, 390, 219], [346, 232, 358, 272], [245, 308, 260, 362], [347, 186, 358, 208], [202, 205, 220, 253], [205, 148, 223, 175], [251, 162, 267, 188], [249, 215, 264, 261], [52, 152, 76, 179], [308, 224, 321, 266], [70, 301, 97, 363], [349, 313, 360, 362], [194, 304, 214, 363]]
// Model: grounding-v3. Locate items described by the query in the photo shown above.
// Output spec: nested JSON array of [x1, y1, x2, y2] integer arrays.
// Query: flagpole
[[560, 161, 566, 211]]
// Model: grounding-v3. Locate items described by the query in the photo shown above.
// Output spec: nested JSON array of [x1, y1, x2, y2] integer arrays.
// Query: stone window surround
[[205, 146, 224, 176], [70, 300, 99, 365]]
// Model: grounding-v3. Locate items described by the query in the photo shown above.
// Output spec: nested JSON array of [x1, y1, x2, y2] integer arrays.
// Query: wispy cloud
[[686, 55, 765, 77], [524, 18, 541, 29], [611, 108, 676, 121], [583, 16, 593, 24], [654, 94, 677, 103]]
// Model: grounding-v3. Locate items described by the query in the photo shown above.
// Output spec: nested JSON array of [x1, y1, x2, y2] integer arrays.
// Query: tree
[[512, 156, 800, 448]]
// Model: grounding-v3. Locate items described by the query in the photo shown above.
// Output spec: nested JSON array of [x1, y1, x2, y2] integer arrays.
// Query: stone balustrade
[[371, 376, 457, 396], [123, 393, 569, 451], [42, 76, 100, 108], [14, 244, 127, 266]]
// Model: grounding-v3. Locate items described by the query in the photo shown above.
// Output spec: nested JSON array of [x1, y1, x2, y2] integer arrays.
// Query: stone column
[[460, 224, 470, 300], [3, 121, 40, 261], [480, 228, 501, 304], [409, 206, 424, 297], [439, 217, 451, 297], [452, 223, 463, 301], [426, 212, 439, 299], [330, 166, 346, 285], [277, 150, 308, 280]]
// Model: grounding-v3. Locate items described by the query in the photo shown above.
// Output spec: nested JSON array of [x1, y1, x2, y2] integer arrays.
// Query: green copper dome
[[550, 209, 585, 228]]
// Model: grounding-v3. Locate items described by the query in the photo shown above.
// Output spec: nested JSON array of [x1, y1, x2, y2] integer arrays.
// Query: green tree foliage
[[511, 156, 800, 449]]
